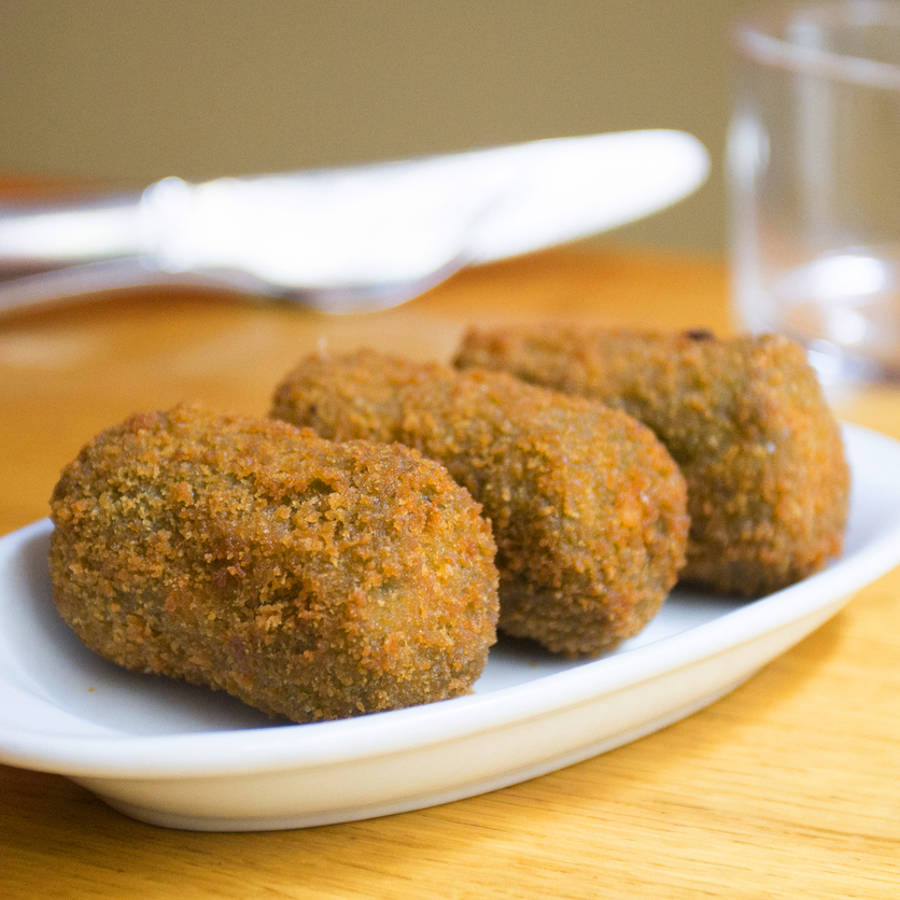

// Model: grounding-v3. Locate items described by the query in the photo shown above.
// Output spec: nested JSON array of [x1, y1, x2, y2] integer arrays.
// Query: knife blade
[[0, 130, 708, 312]]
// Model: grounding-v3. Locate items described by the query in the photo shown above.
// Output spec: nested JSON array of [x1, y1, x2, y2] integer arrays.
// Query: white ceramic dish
[[2, 424, 899, 832]]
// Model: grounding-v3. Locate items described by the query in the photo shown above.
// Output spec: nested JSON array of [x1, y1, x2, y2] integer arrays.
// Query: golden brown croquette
[[454, 326, 849, 596], [49, 405, 499, 723], [271, 349, 688, 657]]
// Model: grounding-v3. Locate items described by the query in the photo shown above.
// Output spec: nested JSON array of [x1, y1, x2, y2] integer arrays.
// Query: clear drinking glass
[[728, 1, 900, 382]]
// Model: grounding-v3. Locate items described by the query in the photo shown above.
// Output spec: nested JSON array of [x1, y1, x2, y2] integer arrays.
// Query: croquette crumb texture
[[455, 326, 850, 596], [49, 406, 499, 723], [271, 350, 689, 656]]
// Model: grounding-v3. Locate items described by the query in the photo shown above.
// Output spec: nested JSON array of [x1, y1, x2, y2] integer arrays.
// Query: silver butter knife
[[0, 130, 708, 314]]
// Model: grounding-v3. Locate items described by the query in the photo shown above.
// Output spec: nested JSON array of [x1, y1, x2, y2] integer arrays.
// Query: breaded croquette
[[49, 405, 499, 723], [454, 326, 849, 596], [271, 349, 688, 657]]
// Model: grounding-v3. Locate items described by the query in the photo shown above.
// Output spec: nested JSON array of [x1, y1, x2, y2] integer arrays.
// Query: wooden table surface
[[1, 201, 898, 898]]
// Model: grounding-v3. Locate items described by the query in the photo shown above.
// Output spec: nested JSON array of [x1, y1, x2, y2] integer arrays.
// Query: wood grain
[[1, 219, 898, 898]]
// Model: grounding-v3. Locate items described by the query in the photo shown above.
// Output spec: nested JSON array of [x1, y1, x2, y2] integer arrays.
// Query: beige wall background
[[0, 0, 760, 253]]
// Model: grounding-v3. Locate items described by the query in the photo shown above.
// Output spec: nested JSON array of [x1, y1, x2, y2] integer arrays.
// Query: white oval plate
[[2, 423, 899, 832]]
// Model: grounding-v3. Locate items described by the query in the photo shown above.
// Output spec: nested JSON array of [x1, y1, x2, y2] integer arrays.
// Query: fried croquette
[[270, 349, 689, 657], [454, 326, 850, 596], [48, 405, 499, 723]]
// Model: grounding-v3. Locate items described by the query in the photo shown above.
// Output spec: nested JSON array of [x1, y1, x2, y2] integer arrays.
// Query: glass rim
[[732, 0, 900, 90]]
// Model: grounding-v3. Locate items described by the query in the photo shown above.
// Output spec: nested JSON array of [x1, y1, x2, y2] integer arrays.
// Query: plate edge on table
[[1, 423, 899, 829]]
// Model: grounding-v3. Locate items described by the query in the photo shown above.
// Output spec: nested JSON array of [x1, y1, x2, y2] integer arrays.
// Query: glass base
[[736, 247, 900, 386]]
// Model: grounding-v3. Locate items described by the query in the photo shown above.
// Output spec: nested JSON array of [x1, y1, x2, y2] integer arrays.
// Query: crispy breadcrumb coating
[[271, 349, 688, 656], [49, 405, 498, 723], [454, 326, 849, 596]]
